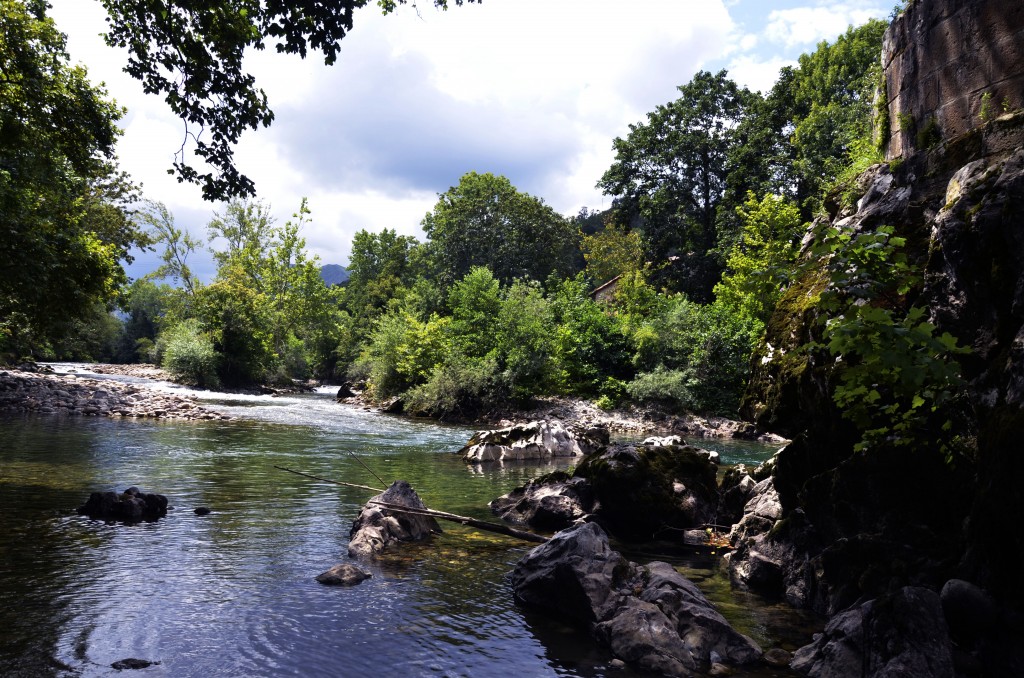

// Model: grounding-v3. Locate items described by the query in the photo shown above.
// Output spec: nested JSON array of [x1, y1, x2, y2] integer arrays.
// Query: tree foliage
[[422, 172, 581, 290], [0, 0, 143, 357], [98, 0, 480, 200], [598, 70, 756, 300], [714, 193, 802, 324]]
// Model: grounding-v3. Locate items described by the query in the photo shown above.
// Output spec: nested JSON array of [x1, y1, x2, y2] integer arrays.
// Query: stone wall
[[883, 0, 1024, 158]]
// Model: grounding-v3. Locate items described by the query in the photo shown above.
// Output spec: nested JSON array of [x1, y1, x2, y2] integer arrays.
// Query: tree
[[581, 222, 646, 284], [1, 0, 144, 358], [598, 70, 756, 301], [98, 0, 481, 200], [714, 193, 802, 325], [786, 20, 887, 217], [422, 171, 581, 290], [137, 200, 201, 296]]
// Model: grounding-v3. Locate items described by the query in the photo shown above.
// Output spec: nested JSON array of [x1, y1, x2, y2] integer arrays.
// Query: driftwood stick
[[274, 465, 384, 493], [369, 500, 550, 544]]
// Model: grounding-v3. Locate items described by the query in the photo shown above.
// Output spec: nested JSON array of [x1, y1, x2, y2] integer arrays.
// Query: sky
[[48, 0, 893, 281]]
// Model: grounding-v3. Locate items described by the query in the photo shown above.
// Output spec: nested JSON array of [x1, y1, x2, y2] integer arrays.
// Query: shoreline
[[0, 365, 231, 421], [4, 362, 787, 444]]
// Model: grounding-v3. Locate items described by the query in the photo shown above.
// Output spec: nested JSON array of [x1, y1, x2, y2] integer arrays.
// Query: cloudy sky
[[48, 0, 892, 280]]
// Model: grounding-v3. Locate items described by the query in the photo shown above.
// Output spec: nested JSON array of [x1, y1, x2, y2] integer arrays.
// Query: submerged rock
[[348, 481, 441, 558], [316, 563, 371, 586], [510, 523, 762, 674], [77, 487, 168, 523], [460, 420, 607, 463]]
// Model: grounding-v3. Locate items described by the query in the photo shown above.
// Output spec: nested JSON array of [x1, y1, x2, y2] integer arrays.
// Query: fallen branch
[[369, 500, 550, 544], [274, 465, 384, 493]]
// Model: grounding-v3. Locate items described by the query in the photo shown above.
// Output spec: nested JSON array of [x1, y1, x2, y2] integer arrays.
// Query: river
[[0, 366, 817, 677]]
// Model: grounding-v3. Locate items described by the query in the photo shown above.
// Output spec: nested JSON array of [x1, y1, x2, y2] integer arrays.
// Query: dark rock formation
[[490, 442, 722, 540], [881, 0, 1024, 158], [741, 2, 1024, 612], [489, 470, 594, 531], [77, 487, 168, 523], [460, 420, 608, 463], [791, 587, 955, 678], [316, 563, 371, 586], [348, 481, 441, 558], [510, 523, 762, 675], [575, 442, 720, 541], [111, 658, 160, 670]]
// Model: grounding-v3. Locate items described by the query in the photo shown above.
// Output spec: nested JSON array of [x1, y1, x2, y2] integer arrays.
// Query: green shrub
[[161, 319, 220, 387]]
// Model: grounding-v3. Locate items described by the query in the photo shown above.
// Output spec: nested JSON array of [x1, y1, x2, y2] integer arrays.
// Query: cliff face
[[742, 0, 1024, 608], [882, 0, 1024, 158]]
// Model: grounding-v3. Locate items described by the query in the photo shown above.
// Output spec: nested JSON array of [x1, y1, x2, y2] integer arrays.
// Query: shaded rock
[[348, 480, 441, 558], [460, 420, 605, 463], [381, 397, 404, 414], [940, 578, 996, 648], [510, 523, 761, 674], [194, 507, 211, 516], [77, 488, 168, 523], [791, 587, 954, 678], [335, 383, 354, 399], [764, 647, 792, 668], [574, 443, 720, 541], [490, 471, 594, 532], [316, 563, 371, 586]]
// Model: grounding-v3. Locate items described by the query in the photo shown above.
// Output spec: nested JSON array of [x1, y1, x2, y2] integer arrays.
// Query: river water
[[0, 367, 817, 677]]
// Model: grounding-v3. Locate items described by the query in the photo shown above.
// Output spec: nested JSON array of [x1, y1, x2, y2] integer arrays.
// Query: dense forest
[[2, 2, 924, 434]]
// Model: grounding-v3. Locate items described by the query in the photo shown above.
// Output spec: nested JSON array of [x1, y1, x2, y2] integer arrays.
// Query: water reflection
[[1, 377, 810, 677]]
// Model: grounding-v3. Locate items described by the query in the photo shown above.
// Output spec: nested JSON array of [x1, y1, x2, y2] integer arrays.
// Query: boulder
[[348, 481, 441, 558], [490, 441, 722, 540], [510, 523, 762, 674], [460, 420, 606, 463], [77, 487, 169, 523], [574, 442, 720, 541], [791, 587, 955, 678], [489, 470, 594, 532], [316, 563, 371, 586]]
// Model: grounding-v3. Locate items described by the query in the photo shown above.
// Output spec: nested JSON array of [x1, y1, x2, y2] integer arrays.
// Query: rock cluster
[[348, 481, 441, 558], [459, 420, 608, 463], [510, 522, 762, 675], [0, 369, 229, 421], [77, 487, 169, 523]]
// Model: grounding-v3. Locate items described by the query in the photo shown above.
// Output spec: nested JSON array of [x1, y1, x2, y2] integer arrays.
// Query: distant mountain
[[319, 264, 349, 286]]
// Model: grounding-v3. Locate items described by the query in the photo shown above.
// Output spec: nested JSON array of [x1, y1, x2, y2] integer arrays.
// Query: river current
[[0, 366, 815, 677]]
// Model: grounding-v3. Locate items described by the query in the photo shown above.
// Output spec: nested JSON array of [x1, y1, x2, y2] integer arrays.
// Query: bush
[[161, 320, 220, 387], [627, 366, 694, 409], [404, 355, 504, 418]]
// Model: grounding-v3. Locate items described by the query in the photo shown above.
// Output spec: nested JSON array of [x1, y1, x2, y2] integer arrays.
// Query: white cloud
[[47, 0, 888, 275], [764, 2, 886, 48]]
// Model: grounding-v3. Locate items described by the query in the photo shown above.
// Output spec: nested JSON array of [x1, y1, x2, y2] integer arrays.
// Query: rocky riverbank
[[0, 367, 230, 421]]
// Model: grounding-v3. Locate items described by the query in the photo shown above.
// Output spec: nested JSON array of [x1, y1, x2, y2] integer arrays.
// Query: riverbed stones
[[0, 368, 229, 421], [459, 420, 606, 463], [510, 523, 762, 674], [348, 480, 442, 558], [316, 563, 371, 586]]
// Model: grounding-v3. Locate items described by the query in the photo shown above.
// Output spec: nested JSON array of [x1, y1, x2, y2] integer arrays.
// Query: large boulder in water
[[348, 481, 441, 558], [510, 522, 762, 674], [459, 420, 607, 463], [489, 441, 722, 539], [77, 487, 168, 523]]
